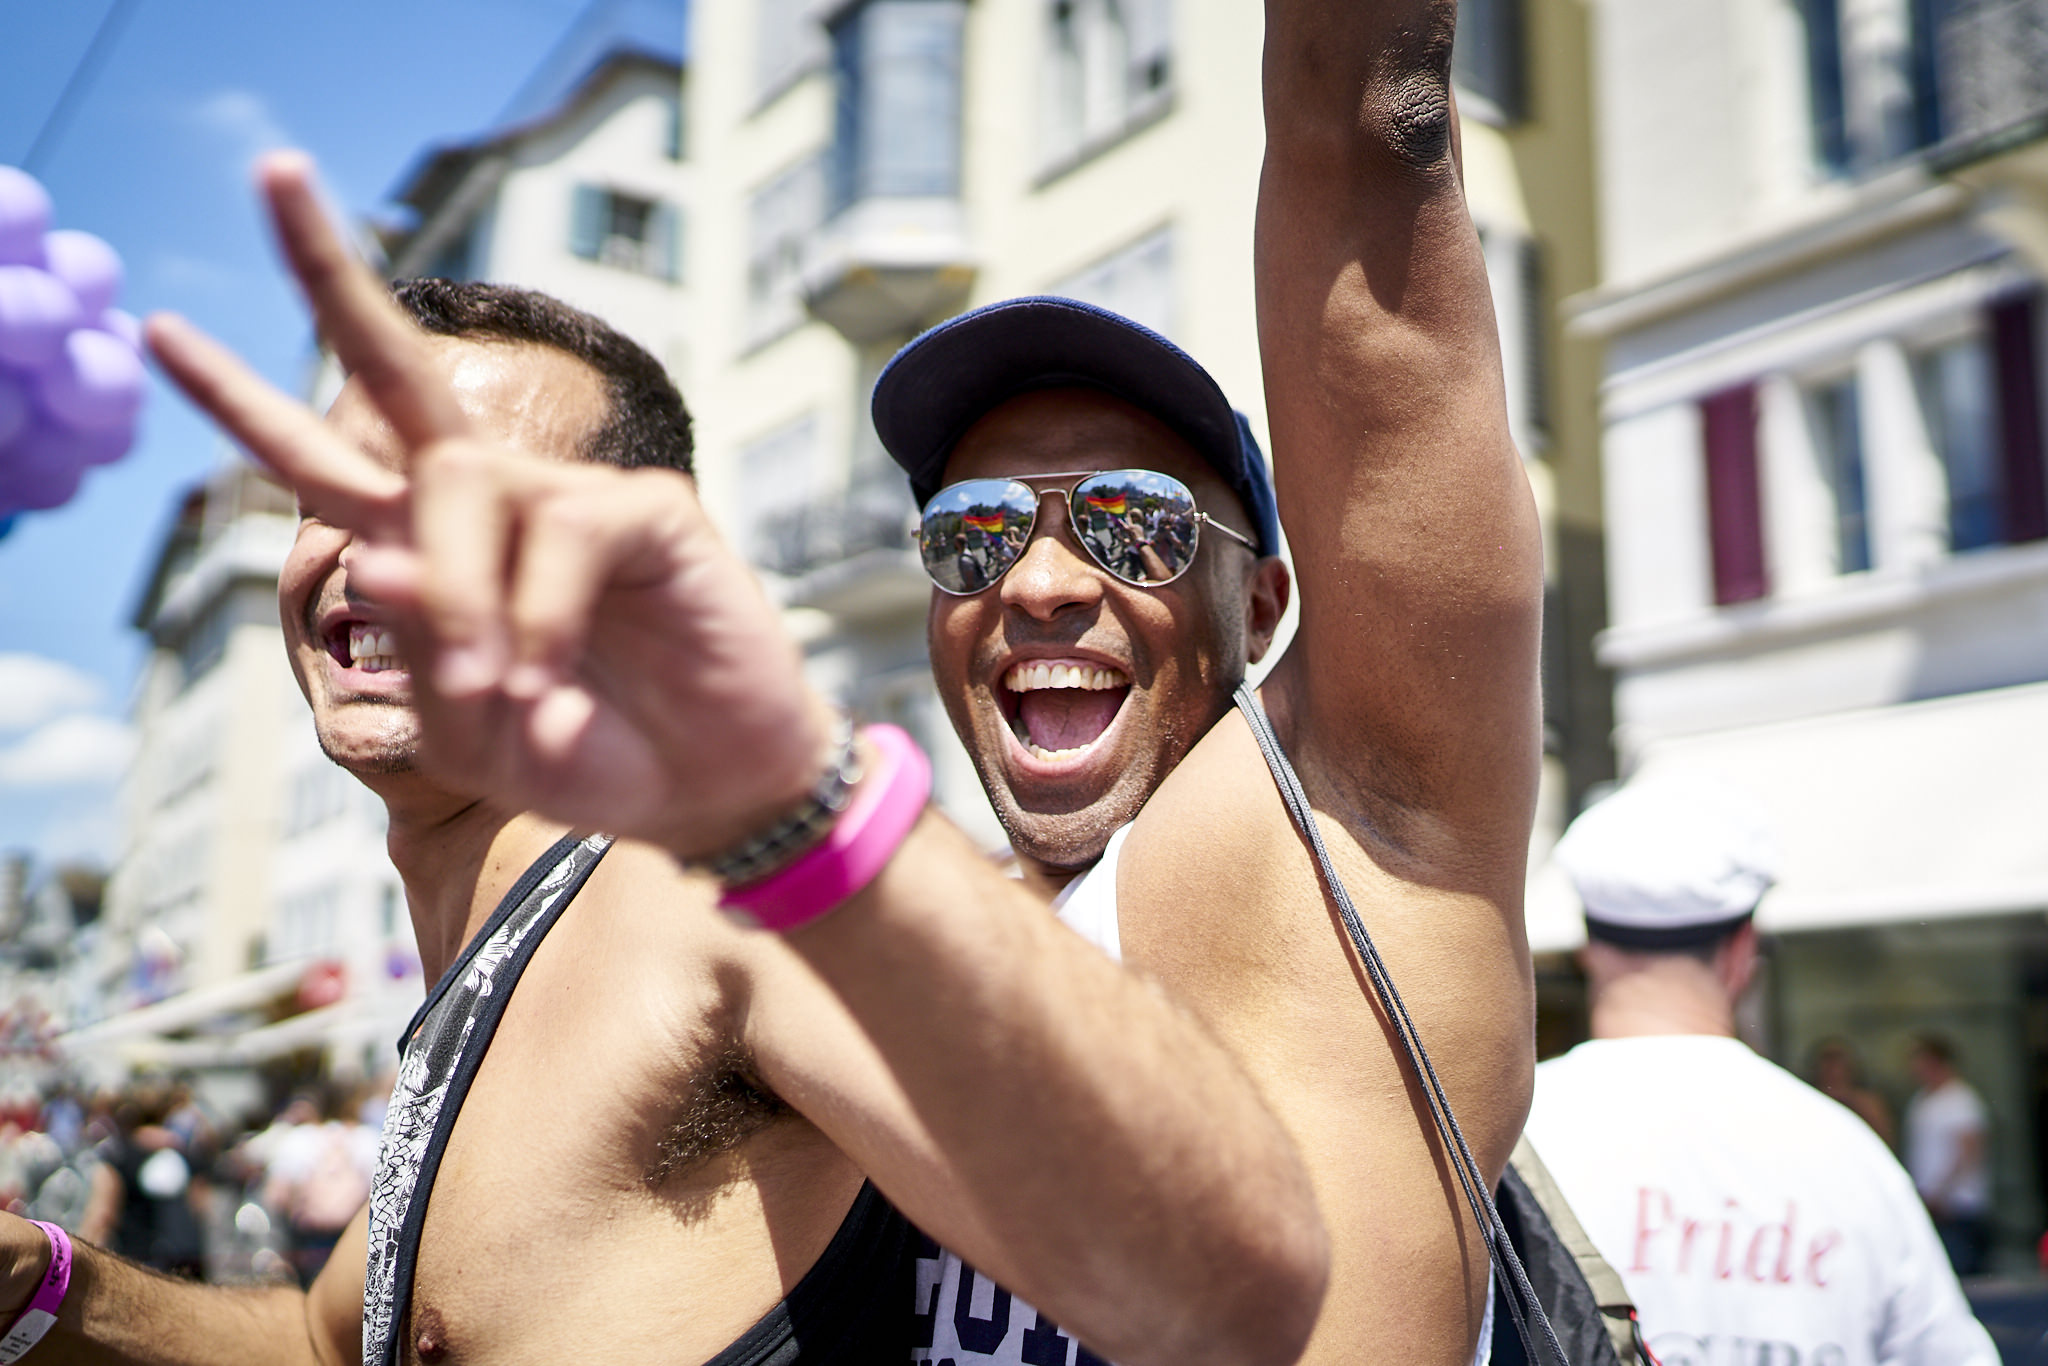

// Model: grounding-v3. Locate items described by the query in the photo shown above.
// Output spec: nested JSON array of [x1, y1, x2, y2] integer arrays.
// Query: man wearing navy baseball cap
[[877, 2, 1549, 1363]]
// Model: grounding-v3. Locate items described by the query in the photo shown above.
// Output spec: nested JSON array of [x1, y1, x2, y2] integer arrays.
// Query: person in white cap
[[1523, 777, 1997, 1366]]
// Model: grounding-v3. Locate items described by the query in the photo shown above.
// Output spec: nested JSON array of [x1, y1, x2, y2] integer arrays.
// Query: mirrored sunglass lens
[[1071, 471, 1200, 585], [919, 481, 1036, 593]]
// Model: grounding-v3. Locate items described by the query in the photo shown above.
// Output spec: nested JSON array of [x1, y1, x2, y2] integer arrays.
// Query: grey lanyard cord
[[1233, 683, 1571, 1366]]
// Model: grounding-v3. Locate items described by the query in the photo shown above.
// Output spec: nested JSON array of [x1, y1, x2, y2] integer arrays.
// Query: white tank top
[[910, 821, 1493, 1366], [1051, 821, 1130, 960]]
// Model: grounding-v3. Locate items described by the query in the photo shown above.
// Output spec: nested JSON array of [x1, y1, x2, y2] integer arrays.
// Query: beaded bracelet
[[720, 725, 931, 933], [702, 716, 861, 886], [0, 1221, 72, 1364]]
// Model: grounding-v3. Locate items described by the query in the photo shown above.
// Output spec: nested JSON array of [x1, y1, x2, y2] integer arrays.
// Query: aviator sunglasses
[[917, 468, 1258, 595]]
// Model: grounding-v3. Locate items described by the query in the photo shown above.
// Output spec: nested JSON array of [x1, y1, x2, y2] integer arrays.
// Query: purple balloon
[[0, 367, 29, 446], [0, 267, 82, 368], [0, 420, 86, 512], [42, 230, 122, 316], [36, 328, 145, 431], [0, 168, 51, 266], [74, 417, 136, 467], [97, 307, 142, 350]]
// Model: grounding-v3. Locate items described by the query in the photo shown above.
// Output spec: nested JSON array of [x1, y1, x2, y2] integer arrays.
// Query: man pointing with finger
[[0, 179, 1326, 1366]]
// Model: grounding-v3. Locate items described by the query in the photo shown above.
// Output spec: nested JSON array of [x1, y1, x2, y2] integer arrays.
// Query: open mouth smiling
[[323, 618, 408, 677], [1000, 660, 1133, 763]]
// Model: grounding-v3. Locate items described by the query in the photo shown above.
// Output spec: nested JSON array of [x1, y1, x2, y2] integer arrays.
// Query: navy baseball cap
[[871, 296, 1281, 558]]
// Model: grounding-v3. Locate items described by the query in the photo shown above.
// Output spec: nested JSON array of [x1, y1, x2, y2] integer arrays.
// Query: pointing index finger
[[258, 151, 472, 451], [145, 311, 408, 537]]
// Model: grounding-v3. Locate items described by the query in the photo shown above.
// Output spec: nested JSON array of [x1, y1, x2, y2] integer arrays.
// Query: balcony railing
[[754, 478, 915, 579]]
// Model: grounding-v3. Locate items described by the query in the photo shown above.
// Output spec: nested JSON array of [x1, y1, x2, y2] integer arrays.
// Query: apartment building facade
[[1579, 0, 2048, 1261]]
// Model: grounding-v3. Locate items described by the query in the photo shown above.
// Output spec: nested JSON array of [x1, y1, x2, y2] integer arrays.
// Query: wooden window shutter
[[1701, 383, 1768, 605], [1991, 292, 2048, 544], [568, 184, 606, 261]]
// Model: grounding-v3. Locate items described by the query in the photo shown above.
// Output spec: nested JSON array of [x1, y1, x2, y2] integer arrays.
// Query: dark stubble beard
[[315, 698, 421, 776]]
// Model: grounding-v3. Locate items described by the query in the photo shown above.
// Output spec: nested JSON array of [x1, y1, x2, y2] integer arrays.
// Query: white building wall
[[1601, 403, 1712, 632]]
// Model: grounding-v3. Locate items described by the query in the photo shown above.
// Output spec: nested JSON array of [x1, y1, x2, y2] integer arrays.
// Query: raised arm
[[1257, 0, 1544, 875]]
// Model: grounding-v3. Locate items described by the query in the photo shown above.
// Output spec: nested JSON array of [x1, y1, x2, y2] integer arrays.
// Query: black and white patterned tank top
[[362, 832, 613, 1365]]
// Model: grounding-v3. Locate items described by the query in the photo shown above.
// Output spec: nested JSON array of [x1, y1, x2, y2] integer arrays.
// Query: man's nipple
[[414, 1304, 451, 1363]]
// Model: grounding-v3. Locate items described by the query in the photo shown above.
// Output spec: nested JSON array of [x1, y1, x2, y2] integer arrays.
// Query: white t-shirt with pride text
[[1526, 1035, 1996, 1366]]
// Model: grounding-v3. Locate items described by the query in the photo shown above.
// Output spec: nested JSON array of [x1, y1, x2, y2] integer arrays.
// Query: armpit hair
[[644, 1041, 792, 1191]]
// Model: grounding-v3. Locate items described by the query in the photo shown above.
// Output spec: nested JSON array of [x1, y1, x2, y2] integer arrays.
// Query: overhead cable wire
[[22, 0, 145, 174]]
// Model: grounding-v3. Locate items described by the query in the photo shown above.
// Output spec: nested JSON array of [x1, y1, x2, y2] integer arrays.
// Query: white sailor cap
[[1553, 775, 1779, 950]]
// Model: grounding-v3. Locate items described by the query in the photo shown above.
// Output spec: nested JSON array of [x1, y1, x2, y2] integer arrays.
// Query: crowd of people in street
[[0, 1072, 383, 1287]]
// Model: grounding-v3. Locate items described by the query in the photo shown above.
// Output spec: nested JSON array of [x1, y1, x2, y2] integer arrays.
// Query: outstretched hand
[[146, 152, 833, 857]]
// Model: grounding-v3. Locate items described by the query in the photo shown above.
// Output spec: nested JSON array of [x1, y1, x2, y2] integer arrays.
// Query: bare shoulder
[[1119, 708, 1533, 1164]]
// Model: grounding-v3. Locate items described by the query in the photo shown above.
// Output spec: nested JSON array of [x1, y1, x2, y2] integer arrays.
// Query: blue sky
[[0, 0, 651, 867]]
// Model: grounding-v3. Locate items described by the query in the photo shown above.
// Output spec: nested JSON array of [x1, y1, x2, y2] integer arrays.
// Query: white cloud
[[150, 251, 245, 294], [189, 88, 291, 163], [0, 654, 103, 734], [0, 714, 134, 788]]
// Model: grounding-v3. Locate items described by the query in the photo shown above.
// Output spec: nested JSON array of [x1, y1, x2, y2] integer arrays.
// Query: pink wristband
[[0, 1222, 71, 1364], [720, 725, 931, 932]]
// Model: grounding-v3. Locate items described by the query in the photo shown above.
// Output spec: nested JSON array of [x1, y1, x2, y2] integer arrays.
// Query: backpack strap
[[1232, 684, 1572, 1366], [1509, 1136, 1648, 1365]]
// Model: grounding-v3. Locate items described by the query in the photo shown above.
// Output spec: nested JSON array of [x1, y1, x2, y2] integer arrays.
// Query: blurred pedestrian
[[1812, 1037, 1897, 1149], [262, 1089, 375, 1288], [1525, 777, 1996, 1366], [37, 1084, 84, 1154], [79, 1093, 207, 1280], [1905, 1034, 1992, 1276]]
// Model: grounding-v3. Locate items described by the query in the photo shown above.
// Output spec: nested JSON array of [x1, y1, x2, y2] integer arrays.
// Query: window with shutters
[[568, 184, 681, 280], [1039, 0, 1173, 175]]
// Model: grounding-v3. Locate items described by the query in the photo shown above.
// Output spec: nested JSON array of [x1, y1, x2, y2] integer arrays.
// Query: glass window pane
[[1810, 377, 1872, 574], [839, 0, 964, 202], [1918, 336, 2003, 552], [1453, 0, 1525, 119]]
